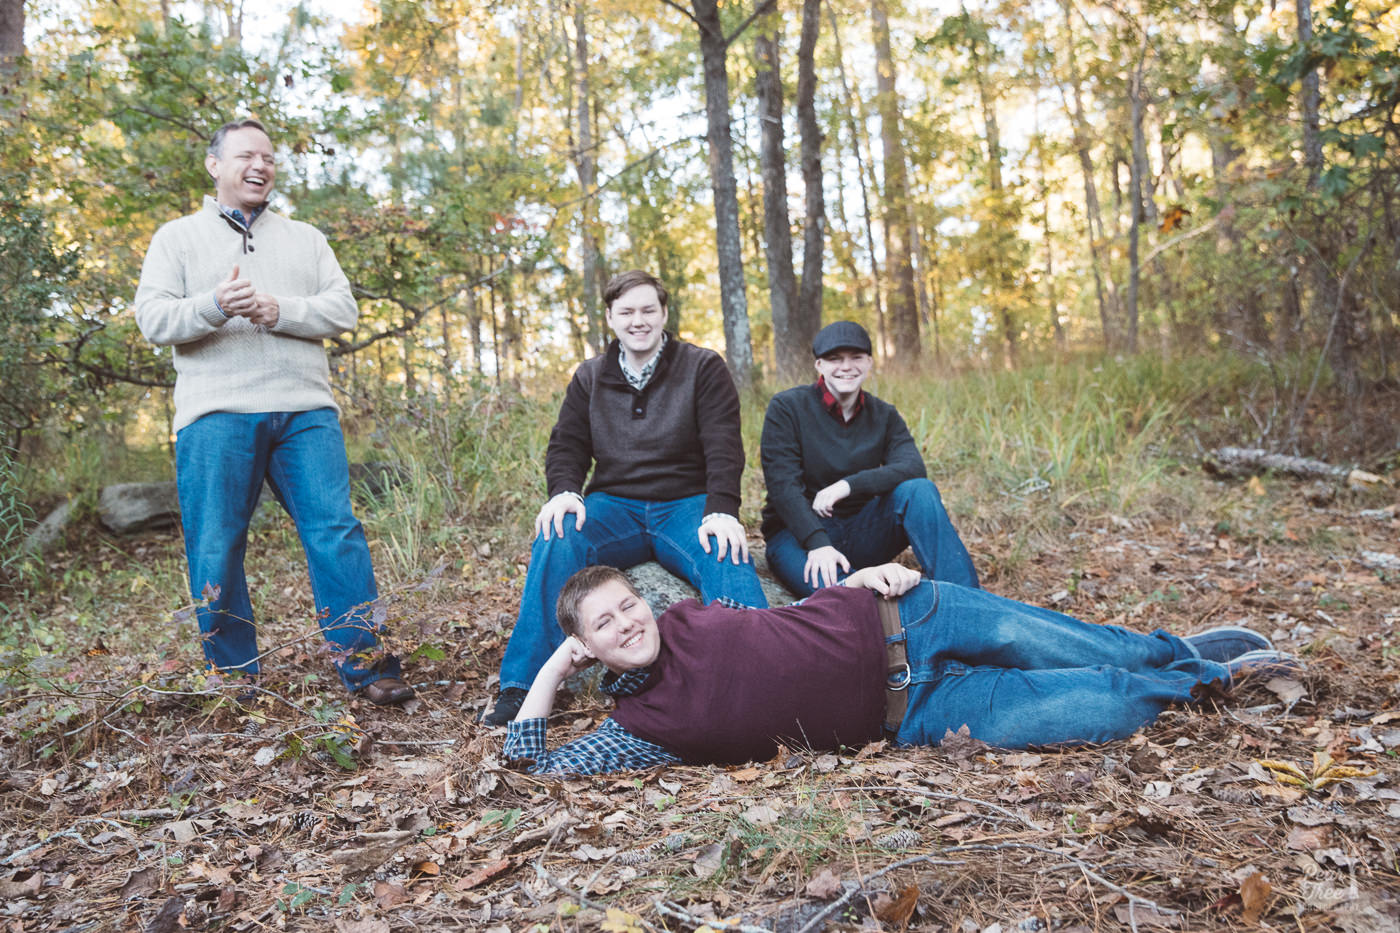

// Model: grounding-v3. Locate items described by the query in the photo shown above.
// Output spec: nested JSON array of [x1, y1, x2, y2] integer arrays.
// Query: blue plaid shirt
[[503, 669, 680, 775], [503, 596, 762, 776]]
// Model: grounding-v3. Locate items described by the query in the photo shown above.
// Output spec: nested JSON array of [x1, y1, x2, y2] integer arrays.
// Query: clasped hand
[[215, 264, 280, 327]]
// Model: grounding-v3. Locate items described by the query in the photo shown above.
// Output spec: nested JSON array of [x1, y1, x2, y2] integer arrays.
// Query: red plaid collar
[[817, 376, 864, 424]]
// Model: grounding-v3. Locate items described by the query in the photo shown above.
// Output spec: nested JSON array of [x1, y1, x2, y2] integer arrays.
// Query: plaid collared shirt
[[503, 596, 765, 776], [217, 202, 265, 230], [619, 332, 668, 391], [818, 375, 865, 424]]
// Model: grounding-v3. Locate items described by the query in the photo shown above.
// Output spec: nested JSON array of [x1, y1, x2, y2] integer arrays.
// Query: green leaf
[[409, 642, 447, 661]]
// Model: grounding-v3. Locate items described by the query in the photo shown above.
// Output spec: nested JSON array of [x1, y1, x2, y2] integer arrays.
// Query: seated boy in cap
[[759, 320, 977, 596], [503, 562, 1295, 776]]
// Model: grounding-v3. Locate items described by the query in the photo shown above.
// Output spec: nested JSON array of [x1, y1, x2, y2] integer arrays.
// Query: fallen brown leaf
[[455, 858, 513, 891], [0, 872, 42, 899], [804, 867, 843, 899], [875, 885, 919, 931], [1240, 872, 1273, 924]]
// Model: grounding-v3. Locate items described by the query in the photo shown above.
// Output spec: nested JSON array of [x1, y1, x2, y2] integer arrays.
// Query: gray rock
[[98, 482, 180, 534], [21, 499, 73, 554], [624, 549, 796, 617]]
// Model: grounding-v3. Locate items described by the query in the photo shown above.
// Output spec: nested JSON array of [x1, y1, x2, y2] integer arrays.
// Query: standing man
[[760, 321, 979, 596], [482, 270, 768, 725], [134, 118, 412, 706]]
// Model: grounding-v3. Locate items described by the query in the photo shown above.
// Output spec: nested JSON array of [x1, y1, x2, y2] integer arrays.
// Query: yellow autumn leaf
[[600, 907, 646, 933], [1257, 759, 1309, 781], [1314, 764, 1378, 788]]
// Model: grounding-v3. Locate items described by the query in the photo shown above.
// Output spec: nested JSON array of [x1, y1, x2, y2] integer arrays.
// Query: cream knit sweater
[[134, 196, 359, 432]]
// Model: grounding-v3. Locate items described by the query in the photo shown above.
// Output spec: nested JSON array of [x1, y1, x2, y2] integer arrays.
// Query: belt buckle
[[886, 663, 911, 692]]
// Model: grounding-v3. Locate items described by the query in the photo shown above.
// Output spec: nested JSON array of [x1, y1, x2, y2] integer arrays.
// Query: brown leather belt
[[879, 599, 910, 733]]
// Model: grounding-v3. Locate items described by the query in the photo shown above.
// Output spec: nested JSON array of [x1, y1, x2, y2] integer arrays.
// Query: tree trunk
[[869, 0, 919, 363], [1032, 108, 1064, 351], [1296, 0, 1322, 187], [1124, 31, 1149, 355], [754, 26, 801, 384], [794, 0, 824, 374], [827, 3, 885, 351], [571, 2, 603, 355], [0, 0, 23, 105], [966, 30, 1016, 366], [691, 0, 755, 388], [1058, 0, 1118, 350]]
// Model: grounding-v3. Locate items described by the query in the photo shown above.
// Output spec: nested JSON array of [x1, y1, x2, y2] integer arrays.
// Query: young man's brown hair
[[602, 270, 668, 310], [555, 565, 640, 638]]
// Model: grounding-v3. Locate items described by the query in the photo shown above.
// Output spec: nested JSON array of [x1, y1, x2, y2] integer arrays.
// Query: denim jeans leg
[[266, 409, 395, 692], [650, 494, 769, 608], [890, 478, 979, 588], [892, 581, 1228, 747], [497, 493, 652, 691], [175, 412, 272, 678], [763, 528, 818, 597]]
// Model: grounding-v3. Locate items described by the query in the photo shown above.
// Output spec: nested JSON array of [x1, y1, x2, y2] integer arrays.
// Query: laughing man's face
[[576, 579, 661, 673], [206, 126, 276, 213]]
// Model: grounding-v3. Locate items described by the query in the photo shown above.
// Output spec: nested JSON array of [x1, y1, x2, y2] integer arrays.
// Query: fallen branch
[[1204, 447, 1383, 485]]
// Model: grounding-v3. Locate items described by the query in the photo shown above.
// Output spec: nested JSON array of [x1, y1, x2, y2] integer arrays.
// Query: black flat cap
[[812, 320, 873, 357]]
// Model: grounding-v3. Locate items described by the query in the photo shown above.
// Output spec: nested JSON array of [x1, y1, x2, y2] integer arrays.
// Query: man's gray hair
[[208, 118, 271, 158]]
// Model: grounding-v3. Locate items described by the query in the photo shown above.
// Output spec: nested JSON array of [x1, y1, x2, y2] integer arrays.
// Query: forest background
[[2, 0, 1399, 676]]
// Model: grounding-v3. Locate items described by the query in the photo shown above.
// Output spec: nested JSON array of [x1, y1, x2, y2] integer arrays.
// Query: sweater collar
[[603, 331, 679, 389]]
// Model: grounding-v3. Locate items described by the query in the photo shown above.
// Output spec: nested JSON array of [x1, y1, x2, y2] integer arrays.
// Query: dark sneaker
[[481, 687, 528, 726], [1186, 626, 1272, 662], [1227, 650, 1304, 682]]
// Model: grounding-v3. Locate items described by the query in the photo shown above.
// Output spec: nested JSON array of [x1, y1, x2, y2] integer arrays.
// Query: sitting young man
[[503, 563, 1297, 776], [482, 270, 768, 725], [760, 321, 978, 596]]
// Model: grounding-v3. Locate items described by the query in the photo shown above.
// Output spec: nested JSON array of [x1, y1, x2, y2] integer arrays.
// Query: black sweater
[[759, 383, 926, 549]]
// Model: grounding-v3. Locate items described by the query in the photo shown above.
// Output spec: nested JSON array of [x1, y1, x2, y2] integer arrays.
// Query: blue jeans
[[766, 478, 978, 596], [889, 581, 1228, 748], [498, 491, 769, 691], [175, 409, 399, 692]]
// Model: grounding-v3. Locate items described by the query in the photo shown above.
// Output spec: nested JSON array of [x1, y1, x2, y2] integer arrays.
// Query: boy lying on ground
[[502, 563, 1299, 776]]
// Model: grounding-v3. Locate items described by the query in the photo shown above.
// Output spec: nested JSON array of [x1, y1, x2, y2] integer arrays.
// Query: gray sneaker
[[1186, 626, 1272, 662], [1227, 650, 1304, 682]]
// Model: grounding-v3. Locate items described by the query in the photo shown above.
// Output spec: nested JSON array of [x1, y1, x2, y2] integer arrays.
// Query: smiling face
[[605, 283, 667, 365], [575, 579, 661, 673], [814, 349, 873, 398], [206, 126, 276, 213]]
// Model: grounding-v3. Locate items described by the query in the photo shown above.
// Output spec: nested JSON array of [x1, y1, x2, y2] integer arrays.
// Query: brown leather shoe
[[358, 677, 415, 706]]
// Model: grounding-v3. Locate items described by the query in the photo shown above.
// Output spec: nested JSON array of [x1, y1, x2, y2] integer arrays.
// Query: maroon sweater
[[609, 586, 887, 764], [544, 336, 746, 517]]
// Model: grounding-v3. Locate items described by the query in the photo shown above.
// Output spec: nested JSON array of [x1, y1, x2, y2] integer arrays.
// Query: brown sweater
[[544, 336, 746, 517]]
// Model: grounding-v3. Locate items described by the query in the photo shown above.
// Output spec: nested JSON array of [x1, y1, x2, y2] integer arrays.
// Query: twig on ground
[[793, 881, 864, 933], [654, 900, 773, 933]]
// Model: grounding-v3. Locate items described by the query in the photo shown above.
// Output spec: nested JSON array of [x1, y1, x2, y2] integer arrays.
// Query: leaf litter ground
[[2, 482, 1398, 932]]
